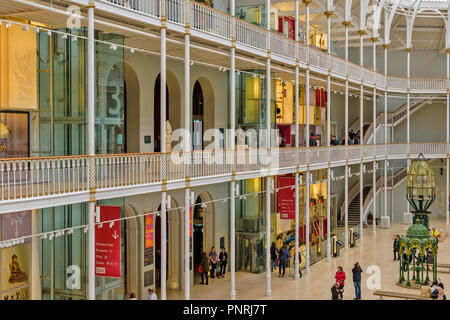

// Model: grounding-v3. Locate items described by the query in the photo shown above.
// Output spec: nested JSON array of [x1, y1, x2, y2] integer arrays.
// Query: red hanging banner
[[278, 176, 296, 219], [95, 206, 121, 278], [189, 207, 193, 237], [145, 213, 154, 249]]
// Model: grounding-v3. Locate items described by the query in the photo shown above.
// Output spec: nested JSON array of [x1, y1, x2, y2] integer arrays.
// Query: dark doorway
[[192, 81, 204, 150], [154, 204, 169, 288], [193, 195, 204, 266], [154, 74, 169, 152]]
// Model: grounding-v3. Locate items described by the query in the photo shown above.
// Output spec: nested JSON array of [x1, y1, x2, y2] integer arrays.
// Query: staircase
[[339, 166, 408, 226], [348, 97, 432, 144], [346, 186, 371, 226]]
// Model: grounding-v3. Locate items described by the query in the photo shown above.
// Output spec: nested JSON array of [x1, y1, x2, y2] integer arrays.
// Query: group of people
[[128, 288, 157, 300], [199, 247, 228, 285], [270, 242, 303, 278], [331, 263, 363, 300], [330, 130, 361, 146], [421, 280, 446, 300]]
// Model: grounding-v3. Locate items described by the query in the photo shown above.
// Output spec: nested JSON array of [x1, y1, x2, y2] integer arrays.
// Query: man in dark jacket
[[278, 245, 290, 277], [352, 262, 363, 300], [393, 235, 400, 260], [270, 242, 277, 272], [218, 247, 228, 278], [331, 282, 341, 300]]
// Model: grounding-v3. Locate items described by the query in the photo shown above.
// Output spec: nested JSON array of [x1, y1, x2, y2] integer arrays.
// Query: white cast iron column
[[230, 0, 237, 300], [325, 7, 333, 262], [87, 1, 96, 301], [371, 36, 377, 235], [294, 0, 300, 279], [265, 0, 272, 297]]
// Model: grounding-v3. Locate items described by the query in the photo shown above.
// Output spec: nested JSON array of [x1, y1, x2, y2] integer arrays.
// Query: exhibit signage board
[[1, 211, 31, 300], [278, 176, 295, 219], [95, 206, 121, 278]]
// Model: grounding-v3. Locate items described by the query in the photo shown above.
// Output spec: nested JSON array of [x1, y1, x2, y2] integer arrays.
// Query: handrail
[[0, 143, 448, 209], [361, 167, 408, 223], [96, 0, 449, 94], [361, 97, 431, 144]]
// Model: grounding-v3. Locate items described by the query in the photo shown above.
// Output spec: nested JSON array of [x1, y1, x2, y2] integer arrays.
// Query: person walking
[[270, 242, 277, 272], [331, 282, 341, 300], [200, 252, 210, 285], [297, 251, 303, 278], [393, 235, 400, 261], [209, 246, 218, 278], [218, 247, 228, 278], [335, 266, 346, 300], [352, 262, 363, 300], [278, 245, 290, 278]]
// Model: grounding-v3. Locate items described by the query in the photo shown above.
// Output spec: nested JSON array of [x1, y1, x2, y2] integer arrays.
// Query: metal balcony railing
[[99, 0, 449, 94], [0, 143, 448, 206]]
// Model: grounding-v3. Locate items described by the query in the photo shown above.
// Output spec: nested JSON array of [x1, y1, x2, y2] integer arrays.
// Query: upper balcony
[[2, 0, 449, 94]]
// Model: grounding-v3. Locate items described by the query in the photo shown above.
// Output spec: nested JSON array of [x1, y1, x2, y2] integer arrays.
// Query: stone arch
[[196, 191, 215, 253], [156, 197, 182, 290], [124, 204, 142, 298], [124, 63, 140, 153]]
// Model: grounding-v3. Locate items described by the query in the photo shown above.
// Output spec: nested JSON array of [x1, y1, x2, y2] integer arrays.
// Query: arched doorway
[[154, 198, 182, 290], [193, 192, 215, 269], [153, 72, 181, 152], [192, 77, 216, 150], [192, 81, 204, 150], [124, 204, 141, 298], [101, 65, 126, 154], [124, 63, 140, 153], [154, 74, 169, 152]]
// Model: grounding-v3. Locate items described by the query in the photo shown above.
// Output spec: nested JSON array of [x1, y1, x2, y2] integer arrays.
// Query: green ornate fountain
[[398, 154, 438, 288]]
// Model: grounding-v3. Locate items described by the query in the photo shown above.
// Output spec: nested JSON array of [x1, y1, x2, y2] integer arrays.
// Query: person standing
[[278, 245, 290, 278], [218, 247, 228, 278], [298, 251, 303, 278], [129, 292, 137, 300], [200, 252, 210, 285], [209, 246, 218, 278], [270, 242, 277, 272], [352, 262, 363, 300], [420, 280, 431, 298], [335, 266, 346, 300], [331, 282, 341, 300], [147, 288, 157, 300], [309, 133, 316, 147], [393, 235, 400, 261]]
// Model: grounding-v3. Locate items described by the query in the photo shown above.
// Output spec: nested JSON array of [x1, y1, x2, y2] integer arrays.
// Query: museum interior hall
[[0, 0, 449, 301]]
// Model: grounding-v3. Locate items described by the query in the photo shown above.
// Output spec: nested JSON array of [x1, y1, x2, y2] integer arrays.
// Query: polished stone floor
[[165, 219, 450, 300]]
